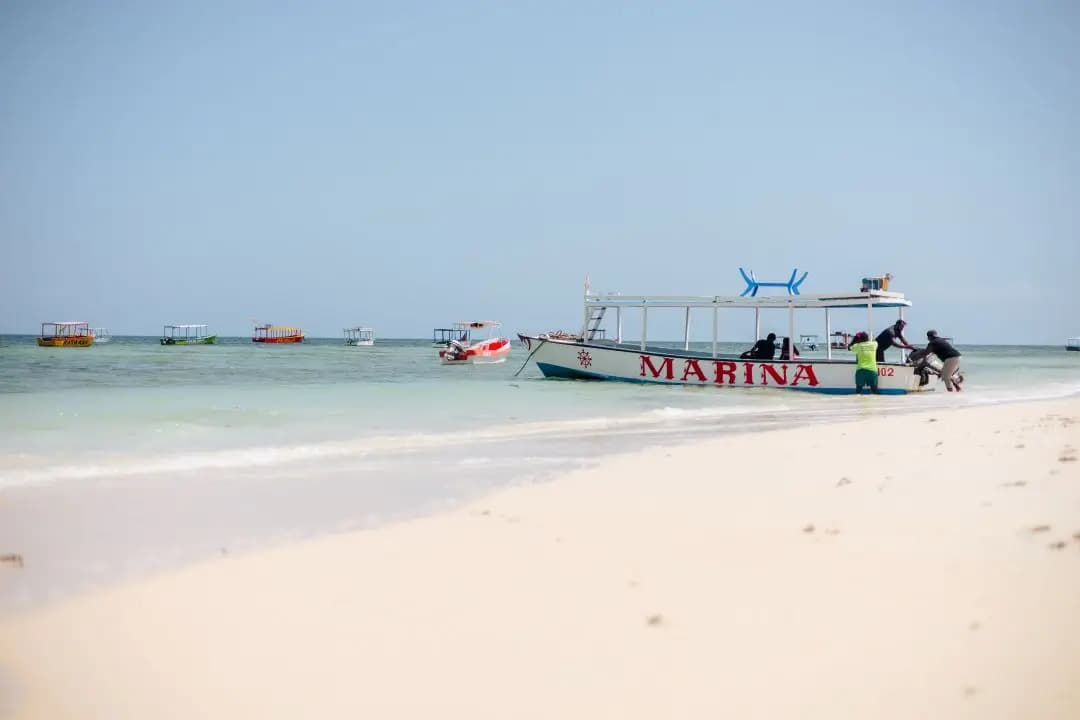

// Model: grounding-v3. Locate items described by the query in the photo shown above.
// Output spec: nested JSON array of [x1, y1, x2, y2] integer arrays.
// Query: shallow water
[[1, 335, 1077, 608]]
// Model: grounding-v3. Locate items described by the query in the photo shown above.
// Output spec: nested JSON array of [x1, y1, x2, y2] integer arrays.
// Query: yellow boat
[[37, 321, 94, 347]]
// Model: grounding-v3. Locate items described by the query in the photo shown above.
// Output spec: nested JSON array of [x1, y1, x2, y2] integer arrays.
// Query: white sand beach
[[1, 398, 1079, 719]]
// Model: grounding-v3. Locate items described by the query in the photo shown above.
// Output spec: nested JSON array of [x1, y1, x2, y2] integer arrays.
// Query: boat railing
[[40, 321, 91, 338], [581, 286, 911, 362]]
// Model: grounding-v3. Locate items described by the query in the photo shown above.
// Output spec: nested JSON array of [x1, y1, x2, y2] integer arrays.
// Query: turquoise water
[[1, 336, 1079, 481], [1, 335, 1077, 607]]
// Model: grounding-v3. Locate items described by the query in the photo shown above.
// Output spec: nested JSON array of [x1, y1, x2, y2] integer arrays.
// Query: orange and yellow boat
[[252, 324, 305, 343], [37, 321, 94, 347]]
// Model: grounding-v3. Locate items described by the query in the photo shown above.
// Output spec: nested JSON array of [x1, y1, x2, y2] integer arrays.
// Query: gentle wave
[[3, 380, 1076, 489], [0, 403, 789, 488]]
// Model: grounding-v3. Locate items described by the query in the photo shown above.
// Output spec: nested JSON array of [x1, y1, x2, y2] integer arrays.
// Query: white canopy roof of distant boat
[[584, 290, 911, 310], [164, 324, 208, 329], [454, 320, 501, 328]]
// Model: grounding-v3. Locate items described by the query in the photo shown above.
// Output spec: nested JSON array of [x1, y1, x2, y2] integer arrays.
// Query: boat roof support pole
[[754, 307, 761, 340], [581, 287, 590, 339], [866, 297, 873, 336], [825, 308, 832, 360], [683, 307, 691, 351], [616, 307, 622, 345], [712, 307, 718, 359], [897, 307, 905, 363], [787, 302, 795, 357], [641, 306, 648, 352]]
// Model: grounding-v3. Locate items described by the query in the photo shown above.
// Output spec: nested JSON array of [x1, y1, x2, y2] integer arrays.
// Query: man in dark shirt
[[874, 319, 915, 362], [740, 332, 777, 360], [926, 330, 962, 391]]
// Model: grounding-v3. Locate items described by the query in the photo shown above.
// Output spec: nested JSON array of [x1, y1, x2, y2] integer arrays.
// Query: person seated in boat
[[874, 319, 915, 362], [740, 333, 777, 360], [779, 337, 800, 361], [847, 331, 880, 395]]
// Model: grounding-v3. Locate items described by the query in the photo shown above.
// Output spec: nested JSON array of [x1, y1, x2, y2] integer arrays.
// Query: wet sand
[[1, 398, 1078, 719]]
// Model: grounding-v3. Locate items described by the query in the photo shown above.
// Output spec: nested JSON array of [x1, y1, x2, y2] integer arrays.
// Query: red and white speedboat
[[437, 321, 511, 365]]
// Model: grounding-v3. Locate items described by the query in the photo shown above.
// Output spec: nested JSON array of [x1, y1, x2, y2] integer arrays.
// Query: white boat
[[161, 324, 217, 345], [344, 327, 375, 347], [1068, 337, 1080, 352], [438, 321, 512, 365], [90, 327, 111, 344], [517, 277, 932, 395]]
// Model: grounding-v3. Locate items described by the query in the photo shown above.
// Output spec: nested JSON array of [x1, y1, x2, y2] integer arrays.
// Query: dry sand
[[1, 398, 1079, 719]]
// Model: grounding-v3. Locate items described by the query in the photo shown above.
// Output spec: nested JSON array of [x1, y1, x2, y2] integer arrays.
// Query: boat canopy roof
[[344, 326, 373, 331], [165, 324, 208, 329], [43, 321, 89, 326], [255, 324, 302, 332], [454, 320, 501, 328], [585, 290, 911, 310]]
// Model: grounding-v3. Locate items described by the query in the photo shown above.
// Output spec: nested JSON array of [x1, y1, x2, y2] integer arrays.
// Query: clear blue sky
[[2, 1, 1077, 342]]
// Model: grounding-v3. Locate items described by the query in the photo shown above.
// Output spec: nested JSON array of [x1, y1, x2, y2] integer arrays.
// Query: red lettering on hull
[[743, 363, 754, 385], [640, 355, 674, 380], [681, 359, 707, 382], [713, 361, 737, 385], [761, 364, 788, 385], [790, 364, 820, 387], [633, 354, 822, 389]]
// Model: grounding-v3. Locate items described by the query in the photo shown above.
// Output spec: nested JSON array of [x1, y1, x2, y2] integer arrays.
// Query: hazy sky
[[2, 1, 1077, 342]]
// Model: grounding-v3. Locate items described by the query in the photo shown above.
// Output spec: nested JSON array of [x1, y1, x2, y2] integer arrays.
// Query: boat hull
[[161, 336, 217, 345], [519, 337, 924, 394], [346, 340, 374, 347], [37, 336, 93, 347], [252, 336, 304, 344]]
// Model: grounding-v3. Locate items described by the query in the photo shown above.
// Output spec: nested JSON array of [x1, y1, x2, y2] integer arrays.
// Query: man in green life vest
[[848, 331, 880, 395]]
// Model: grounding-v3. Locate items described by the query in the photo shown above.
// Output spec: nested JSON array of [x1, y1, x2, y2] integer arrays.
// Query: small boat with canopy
[[37, 321, 94, 347], [252, 324, 304, 343], [161, 325, 217, 345], [344, 327, 375, 346], [90, 328, 112, 344], [438, 321, 511, 365]]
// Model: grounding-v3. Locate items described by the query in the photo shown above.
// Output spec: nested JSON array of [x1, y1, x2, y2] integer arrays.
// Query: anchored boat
[[90, 328, 112, 344], [37, 321, 94, 347], [253, 324, 304, 344], [438, 321, 511, 365], [161, 324, 217, 345], [1068, 337, 1079, 352], [344, 327, 375, 347], [518, 276, 928, 394]]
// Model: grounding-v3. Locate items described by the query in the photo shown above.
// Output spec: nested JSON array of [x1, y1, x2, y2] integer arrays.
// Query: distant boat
[[344, 326, 375, 347], [90, 327, 111, 344], [1068, 337, 1080, 352], [438, 321, 511, 365], [829, 331, 854, 349], [799, 333, 819, 351], [37, 321, 93, 347], [161, 324, 217, 345], [253, 324, 304, 344]]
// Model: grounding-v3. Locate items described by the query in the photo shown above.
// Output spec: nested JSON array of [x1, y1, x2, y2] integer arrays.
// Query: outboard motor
[[446, 339, 467, 361], [907, 347, 963, 389], [907, 347, 936, 387]]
